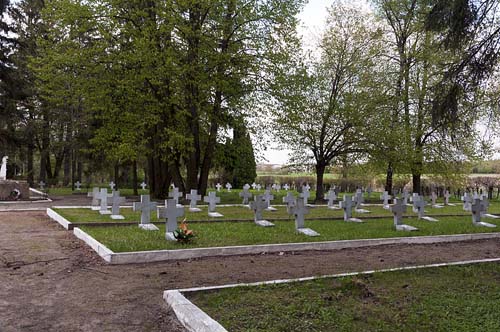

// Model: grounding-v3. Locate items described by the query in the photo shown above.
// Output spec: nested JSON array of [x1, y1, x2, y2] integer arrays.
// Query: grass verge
[[187, 263, 500, 332]]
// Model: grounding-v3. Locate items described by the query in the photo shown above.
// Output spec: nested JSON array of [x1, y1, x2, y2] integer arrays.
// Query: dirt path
[[1, 210, 499, 332]]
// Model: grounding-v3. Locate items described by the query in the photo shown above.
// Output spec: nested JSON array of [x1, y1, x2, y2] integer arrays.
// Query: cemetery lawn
[[79, 215, 500, 252], [187, 262, 500, 332]]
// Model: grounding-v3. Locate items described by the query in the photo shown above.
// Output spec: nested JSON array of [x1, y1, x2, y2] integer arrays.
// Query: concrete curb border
[[165, 257, 500, 332], [164, 290, 228, 332], [47, 208, 72, 230], [69, 224, 500, 264]]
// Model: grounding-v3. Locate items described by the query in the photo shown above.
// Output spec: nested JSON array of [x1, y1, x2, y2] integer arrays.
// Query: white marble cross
[[225, 183, 232, 191], [300, 187, 311, 206], [140, 182, 147, 190], [354, 189, 364, 209], [74, 181, 81, 191], [462, 193, 472, 211], [204, 192, 223, 217], [431, 192, 437, 206], [96, 188, 112, 215], [186, 189, 202, 212], [263, 189, 276, 211], [412, 193, 420, 212], [391, 198, 418, 231], [470, 198, 496, 227], [256, 184, 262, 191], [215, 183, 222, 192], [158, 199, 185, 240], [251, 182, 257, 190], [133, 195, 158, 230], [169, 187, 183, 206], [340, 195, 361, 222], [39, 181, 46, 190], [250, 195, 267, 222], [111, 191, 126, 219], [416, 197, 427, 219], [275, 184, 281, 192], [366, 187, 372, 197], [239, 185, 252, 205], [0, 156, 7, 180], [402, 190, 409, 205], [444, 190, 451, 205], [283, 184, 290, 191], [88, 187, 100, 210], [109, 181, 116, 190], [283, 192, 296, 214], [380, 191, 391, 209], [291, 198, 320, 236], [326, 189, 337, 209]]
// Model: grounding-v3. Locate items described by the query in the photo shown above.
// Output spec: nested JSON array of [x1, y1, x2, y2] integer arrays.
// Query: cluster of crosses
[[87, 183, 497, 242]]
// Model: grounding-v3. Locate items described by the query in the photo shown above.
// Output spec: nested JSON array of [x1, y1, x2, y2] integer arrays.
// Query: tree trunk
[[27, 142, 34, 187], [315, 162, 326, 203], [114, 163, 119, 191], [63, 148, 71, 186], [132, 160, 138, 196], [412, 174, 421, 195], [385, 162, 393, 195], [199, 119, 218, 196], [147, 155, 171, 199]]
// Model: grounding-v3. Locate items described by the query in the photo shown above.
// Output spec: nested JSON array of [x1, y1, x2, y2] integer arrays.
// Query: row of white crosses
[[87, 187, 126, 220]]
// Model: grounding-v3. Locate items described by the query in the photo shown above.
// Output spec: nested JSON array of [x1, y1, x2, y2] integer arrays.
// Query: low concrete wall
[[46, 208, 72, 230], [73, 227, 113, 262]]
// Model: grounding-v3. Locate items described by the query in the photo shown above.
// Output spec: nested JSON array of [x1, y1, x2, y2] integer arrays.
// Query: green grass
[[78, 214, 500, 252], [187, 263, 500, 332], [46, 187, 150, 196]]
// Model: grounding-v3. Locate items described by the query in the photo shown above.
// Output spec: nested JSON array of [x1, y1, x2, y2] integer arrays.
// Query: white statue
[[0, 156, 7, 180]]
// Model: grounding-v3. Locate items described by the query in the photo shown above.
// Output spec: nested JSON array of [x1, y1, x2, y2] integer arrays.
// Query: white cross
[[74, 181, 81, 191], [471, 198, 483, 223], [250, 195, 267, 221], [300, 187, 310, 205], [215, 183, 222, 191], [87, 187, 99, 207], [263, 189, 274, 208], [326, 190, 337, 208], [391, 198, 407, 226], [96, 188, 112, 213], [283, 184, 290, 191], [256, 184, 262, 191], [133, 195, 157, 225], [109, 181, 115, 190], [186, 189, 202, 209], [416, 196, 427, 219], [39, 181, 45, 190], [158, 199, 185, 233], [169, 187, 183, 205], [140, 182, 147, 190], [283, 192, 296, 214], [431, 192, 437, 205], [225, 183, 232, 191], [444, 190, 451, 205], [239, 187, 253, 204], [204, 192, 221, 212], [111, 191, 126, 215], [291, 198, 309, 229], [341, 195, 353, 220], [251, 183, 257, 190]]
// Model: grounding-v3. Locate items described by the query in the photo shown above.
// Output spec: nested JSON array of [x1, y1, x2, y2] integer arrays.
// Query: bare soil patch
[[1, 209, 499, 331]]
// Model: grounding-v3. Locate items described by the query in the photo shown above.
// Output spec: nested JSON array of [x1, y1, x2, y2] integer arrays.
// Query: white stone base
[[111, 214, 125, 220], [396, 224, 419, 231], [474, 221, 497, 228], [432, 205, 444, 209], [297, 228, 320, 237], [421, 216, 439, 222], [189, 207, 202, 212], [91, 206, 100, 211], [483, 214, 500, 219], [446, 203, 456, 206], [355, 209, 370, 213], [254, 220, 275, 227], [166, 232, 177, 241], [139, 224, 159, 231], [265, 206, 277, 211], [99, 210, 111, 215], [208, 212, 224, 218], [328, 206, 341, 210], [346, 218, 363, 223], [176, 204, 184, 208], [383, 205, 390, 210]]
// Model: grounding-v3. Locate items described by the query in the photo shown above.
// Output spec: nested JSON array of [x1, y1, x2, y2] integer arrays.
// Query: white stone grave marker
[[283, 192, 296, 214], [109, 181, 115, 190], [133, 195, 159, 231], [158, 199, 185, 240], [416, 196, 438, 222], [88, 187, 100, 210], [0, 156, 7, 180], [250, 195, 274, 227], [340, 195, 362, 223], [291, 198, 319, 236], [325, 189, 339, 210], [169, 187, 183, 207], [215, 183, 222, 192], [471, 199, 497, 227], [391, 198, 418, 231], [263, 189, 277, 211], [140, 182, 147, 190], [204, 192, 223, 217], [111, 191, 126, 220], [239, 184, 253, 205], [225, 183, 232, 192], [186, 189, 202, 212], [380, 191, 391, 209], [74, 181, 81, 191], [96, 188, 113, 215]]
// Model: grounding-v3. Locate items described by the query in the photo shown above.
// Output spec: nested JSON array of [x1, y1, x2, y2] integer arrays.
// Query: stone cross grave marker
[[283, 183, 290, 191], [74, 181, 81, 191], [366, 186, 372, 198], [251, 182, 257, 190], [133, 195, 159, 231], [158, 199, 185, 240], [140, 182, 147, 190], [402, 190, 409, 205], [186, 189, 202, 212], [256, 184, 262, 191], [271, 184, 276, 191], [283, 192, 296, 214], [39, 181, 45, 190], [291, 198, 319, 236], [380, 191, 391, 209], [416, 196, 438, 222], [300, 186, 311, 206], [340, 195, 362, 223], [225, 183, 232, 191], [431, 192, 438, 207], [411, 193, 420, 212], [263, 189, 277, 211], [480, 197, 499, 220], [239, 184, 253, 205], [96, 188, 113, 215], [326, 189, 339, 210], [204, 192, 223, 217], [462, 192, 472, 211], [109, 181, 115, 190], [354, 189, 370, 213], [471, 198, 497, 227], [444, 190, 455, 206], [215, 183, 222, 192], [0, 156, 7, 180], [88, 187, 100, 210], [111, 191, 126, 219], [275, 184, 281, 192], [169, 187, 183, 206], [250, 195, 274, 227], [391, 198, 418, 231]]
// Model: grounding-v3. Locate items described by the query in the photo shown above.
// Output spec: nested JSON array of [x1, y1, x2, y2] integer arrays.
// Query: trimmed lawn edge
[[165, 258, 500, 332], [47, 208, 72, 230], [70, 224, 500, 264]]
